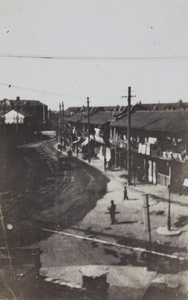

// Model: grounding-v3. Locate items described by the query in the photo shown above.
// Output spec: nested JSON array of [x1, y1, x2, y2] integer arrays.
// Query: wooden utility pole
[[3, 99, 6, 123], [87, 97, 90, 163], [104, 122, 107, 171], [59, 103, 62, 145], [43, 104, 45, 123], [122, 87, 135, 185], [16, 97, 19, 134], [76, 121, 79, 157], [168, 185, 171, 231], [62, 101, 65, 148], [143, 194, 152, 247], [127, 87, 131, 185]]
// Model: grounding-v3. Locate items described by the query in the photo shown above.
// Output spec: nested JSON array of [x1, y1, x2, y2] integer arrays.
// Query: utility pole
[[122, 87, 135, 185], [127, 87, 131, 185], [143, 194, 152, 247], [59, 103, 62, 145], [87, 97, 90, 163], [62, 101, 65, 149], [76, 122, 79, 157], [43, 104, 45, 123], [3, 99, 6, 123], [16, 97, 19, 134], [104, 122, 107, 171], [168, 185, 171, 231]]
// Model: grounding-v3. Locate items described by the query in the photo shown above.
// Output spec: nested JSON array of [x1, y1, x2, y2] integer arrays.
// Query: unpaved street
[[0, 140, 109, 299], [1, 140, 188, 300], [0, 141, 108, 248]]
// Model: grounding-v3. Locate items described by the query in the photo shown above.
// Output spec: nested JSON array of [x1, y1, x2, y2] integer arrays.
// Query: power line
[[0, 81, 124, 100], [0, 82, 86, 98], [0, 53, 188, 60]]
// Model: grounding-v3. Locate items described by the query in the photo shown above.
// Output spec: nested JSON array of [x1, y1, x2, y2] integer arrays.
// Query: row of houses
[[64, 101, 188, 193], [1, 97, 188, 192]]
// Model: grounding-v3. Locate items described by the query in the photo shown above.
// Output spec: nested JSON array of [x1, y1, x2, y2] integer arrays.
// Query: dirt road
[[1, 141, 187, 300], [0, 140, 109, 248], [0, 140, 109, 299]]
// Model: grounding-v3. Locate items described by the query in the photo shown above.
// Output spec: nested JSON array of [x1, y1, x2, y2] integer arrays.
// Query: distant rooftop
[[80, 111, 113, 125], [0, 98, 48, 107], [111, 110, 188, 133]]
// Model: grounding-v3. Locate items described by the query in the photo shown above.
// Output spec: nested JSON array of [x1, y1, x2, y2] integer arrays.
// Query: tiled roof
[[111, 111, 188, 133], [64, 107, 83, 116], [66, 112, 86, 123], [65, 107, 116, 124], [8, 99, 48, 107], [133, 102, 188, 111], [80, 111, 113, 125]]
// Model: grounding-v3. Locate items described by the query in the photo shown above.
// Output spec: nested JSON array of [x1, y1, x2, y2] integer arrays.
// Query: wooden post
[[59, 103, 62, 145], [122, 87, 136, 183], [76, 140, 78, 157], [16, 97, 19, 134], [143, 194, 152, 247], [43, 104, 45, 123], [3, 99, 6, 123], [62, 101, 65, 149], [76, 130, 79, 157], [87, 97, 90, 163], [127, 87, 131, 184], [168, 185, 171, 231], [134, 168, 136, 186], [104, 123, 107, 171]]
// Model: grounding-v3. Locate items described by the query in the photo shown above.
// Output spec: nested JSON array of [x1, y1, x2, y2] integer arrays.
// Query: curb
[[42, 228, 187, 263]]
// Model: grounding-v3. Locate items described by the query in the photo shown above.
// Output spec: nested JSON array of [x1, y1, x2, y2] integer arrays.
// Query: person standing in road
[[108, 200, 116, 224], [123, 186, 129, 200]]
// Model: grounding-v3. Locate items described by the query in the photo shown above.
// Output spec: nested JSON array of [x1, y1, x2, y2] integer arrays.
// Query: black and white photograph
[[0, 1, 188, 299]]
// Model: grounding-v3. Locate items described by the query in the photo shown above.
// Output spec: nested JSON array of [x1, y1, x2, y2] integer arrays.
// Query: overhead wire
[[0, 81, 125, 101], [0, 53, 188, 60], [3, 52, 183, 103]]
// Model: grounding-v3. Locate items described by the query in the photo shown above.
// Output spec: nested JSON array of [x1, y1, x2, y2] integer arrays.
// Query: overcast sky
[[0, 0, 188, 110]]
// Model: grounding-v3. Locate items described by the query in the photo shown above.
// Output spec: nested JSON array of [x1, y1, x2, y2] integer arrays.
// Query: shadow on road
[[113, 221, 137, 225]]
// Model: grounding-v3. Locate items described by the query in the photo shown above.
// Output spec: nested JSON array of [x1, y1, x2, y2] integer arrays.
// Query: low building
[[110, 110, 188, 192], [4, 110, 26, 124], [0, 97, 48, 124]]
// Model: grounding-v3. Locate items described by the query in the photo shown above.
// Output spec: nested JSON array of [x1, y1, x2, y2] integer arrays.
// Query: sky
[[0, 0, 188, 110]]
